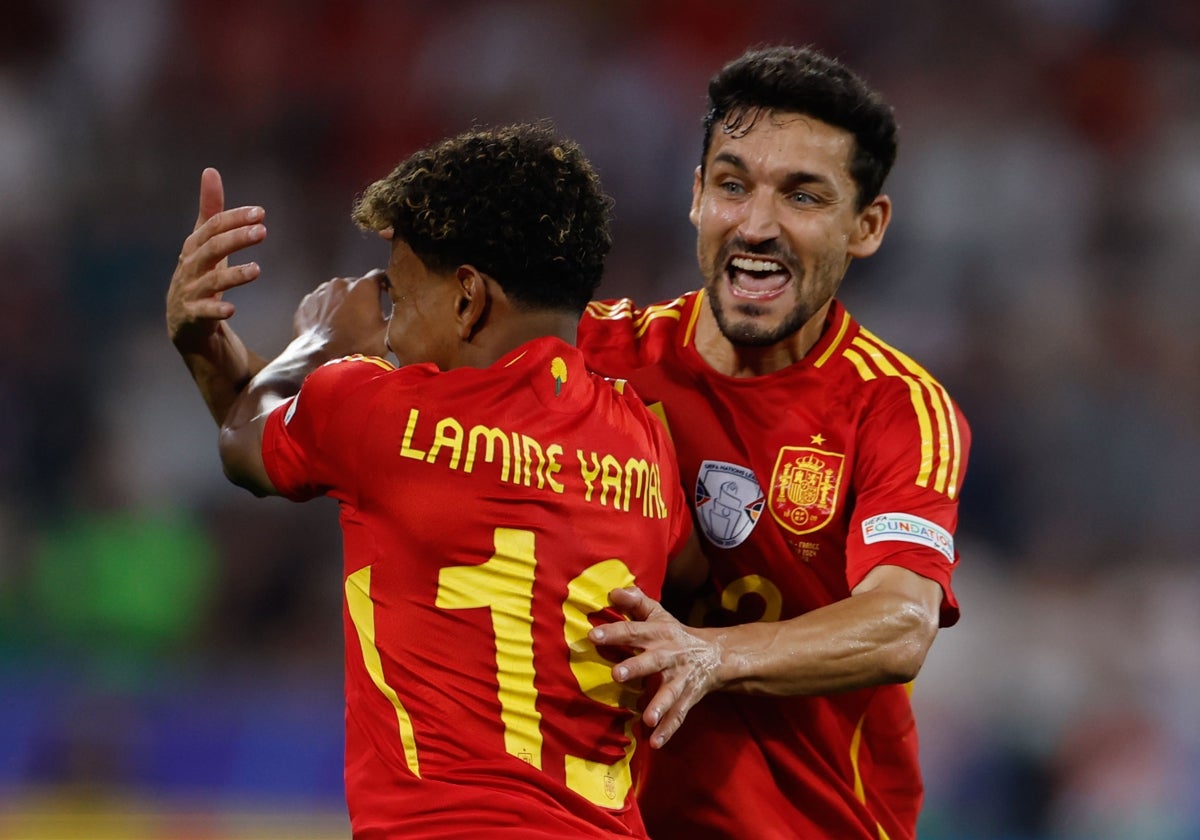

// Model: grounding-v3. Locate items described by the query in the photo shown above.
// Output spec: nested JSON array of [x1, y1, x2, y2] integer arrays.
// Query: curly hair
[[702, 45, 898, 210], [352, 122, 613, 313]]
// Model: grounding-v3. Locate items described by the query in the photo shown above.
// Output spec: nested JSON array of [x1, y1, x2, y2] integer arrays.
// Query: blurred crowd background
[[1, 1, 1198, 838]]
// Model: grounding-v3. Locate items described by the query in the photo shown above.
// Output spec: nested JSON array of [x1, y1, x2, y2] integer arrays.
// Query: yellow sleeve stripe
[[584, 297, 685, 338], [585, 299, 634, 319], [848, 331, 962, 499], [859, 328, 964, 499], [634, 305, 681, 338], [341, 354, 396, 371]]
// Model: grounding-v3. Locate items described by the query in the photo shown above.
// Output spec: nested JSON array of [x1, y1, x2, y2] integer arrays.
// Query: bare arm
[[167, 167, 269, 425], [218, 274, 389, 497], [588, 564, 942, 748]]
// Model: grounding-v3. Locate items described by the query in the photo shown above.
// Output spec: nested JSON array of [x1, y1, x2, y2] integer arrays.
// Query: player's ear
[[454, 265, 490, 340], [847, 194, 891, 259]]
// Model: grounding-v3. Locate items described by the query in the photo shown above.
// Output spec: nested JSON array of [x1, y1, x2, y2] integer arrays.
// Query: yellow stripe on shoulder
[[585, 299, 635, 320], [632, 295, 689, 337], [845, 331, 962, 499], [335, 354, 396, 371]]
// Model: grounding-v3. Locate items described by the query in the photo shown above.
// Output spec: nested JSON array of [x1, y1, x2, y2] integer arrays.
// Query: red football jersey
[[262, 337, 691, 839], [579, 292, 970, 840]]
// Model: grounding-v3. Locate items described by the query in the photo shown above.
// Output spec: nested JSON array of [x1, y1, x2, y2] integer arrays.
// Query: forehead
[[706, 110, 856, 177]]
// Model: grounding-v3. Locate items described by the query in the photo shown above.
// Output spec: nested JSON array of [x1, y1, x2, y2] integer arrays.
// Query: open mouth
[[726, 256, 791, 300]]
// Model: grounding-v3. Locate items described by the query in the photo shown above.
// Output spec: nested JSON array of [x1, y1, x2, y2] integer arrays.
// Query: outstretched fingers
[[168, 168, 268, 346], [589, 585, 725, 749]]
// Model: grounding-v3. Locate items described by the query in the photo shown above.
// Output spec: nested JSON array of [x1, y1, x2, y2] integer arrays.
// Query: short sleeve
[[262, 355, 394, 502], [845, 383, 971, 627]]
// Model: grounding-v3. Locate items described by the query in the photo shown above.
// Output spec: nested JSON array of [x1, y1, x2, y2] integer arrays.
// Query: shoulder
[[581, 293, 697, 337], [294, 354, 400, 413], [821, 316, 964, 422], [829, 321, 971, 497], [580, 292, 700, 376]]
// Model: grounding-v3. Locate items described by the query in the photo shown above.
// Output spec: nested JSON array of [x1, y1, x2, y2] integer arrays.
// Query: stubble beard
[[705, 246, 819, 347]]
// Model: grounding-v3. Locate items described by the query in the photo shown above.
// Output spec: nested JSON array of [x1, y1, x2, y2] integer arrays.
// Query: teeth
[[731, 256, 784, 273]]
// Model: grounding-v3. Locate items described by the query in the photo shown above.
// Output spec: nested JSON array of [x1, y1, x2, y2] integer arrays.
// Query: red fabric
[[579, 293, 971, 840], [263, 337, 690, 839]]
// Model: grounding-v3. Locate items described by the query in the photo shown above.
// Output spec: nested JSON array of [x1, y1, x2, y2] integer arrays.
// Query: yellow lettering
[[522, 435, 552, 489], [466, 425, 512, 481], [649, 464, 665, 519], [428, 417, 464, 469], [577, 450, 601, 501], [400, 408, 427, 460], [545, 444, 564, 493], [623, 458, 649, 514], [600, 454, 622, 508], [512, 432, 523, 484]]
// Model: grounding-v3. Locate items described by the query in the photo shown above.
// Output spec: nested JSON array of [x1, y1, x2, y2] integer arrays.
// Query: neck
[[461, 309, 579, 368], [693, 297, 831, 377]]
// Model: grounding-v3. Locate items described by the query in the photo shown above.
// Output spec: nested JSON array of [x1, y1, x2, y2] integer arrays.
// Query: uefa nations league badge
[[694, 460, 765, 548]]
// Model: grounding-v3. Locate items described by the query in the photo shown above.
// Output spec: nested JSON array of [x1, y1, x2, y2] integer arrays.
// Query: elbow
[[218, 425, 271, 497], [878, 603, 939, 684]]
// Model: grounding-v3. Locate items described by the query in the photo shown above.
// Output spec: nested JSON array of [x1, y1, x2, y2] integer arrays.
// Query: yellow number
[[436, 528, 543, 767], [563, 558, 639, 805], [721, 574, 783, 622], [347, 529, 641, 808]]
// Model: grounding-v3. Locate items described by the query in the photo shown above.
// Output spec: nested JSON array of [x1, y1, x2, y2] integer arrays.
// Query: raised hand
[[167, 167, 266, 352]]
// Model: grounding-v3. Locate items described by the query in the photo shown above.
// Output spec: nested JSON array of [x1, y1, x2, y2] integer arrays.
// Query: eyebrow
[[711, 152, 832, 191]]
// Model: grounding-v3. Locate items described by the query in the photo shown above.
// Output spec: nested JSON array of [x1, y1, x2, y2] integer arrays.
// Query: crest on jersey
[[769, 446, 845, 535], [694, 460, 764, 548]]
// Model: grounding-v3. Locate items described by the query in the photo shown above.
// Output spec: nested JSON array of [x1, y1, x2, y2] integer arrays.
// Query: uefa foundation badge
[[695, 460, 764, 548]]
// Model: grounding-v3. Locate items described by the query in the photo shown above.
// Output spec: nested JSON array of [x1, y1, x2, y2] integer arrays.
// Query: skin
[[167, 168, 270, 423], [588, 111, 945, 749], [167, 167, 580, 498]]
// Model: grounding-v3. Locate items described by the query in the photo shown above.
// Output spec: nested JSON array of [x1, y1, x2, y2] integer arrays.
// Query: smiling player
[[579, 45, 972, 840]]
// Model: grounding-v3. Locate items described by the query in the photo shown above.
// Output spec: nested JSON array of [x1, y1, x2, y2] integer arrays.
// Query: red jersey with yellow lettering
[[579, 292, 970, 840], [261, 337, 691, 839]]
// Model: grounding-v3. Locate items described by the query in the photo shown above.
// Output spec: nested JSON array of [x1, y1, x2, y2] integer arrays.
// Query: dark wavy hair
[[352, 122, 613, 313], [702, 45, 898, 210]]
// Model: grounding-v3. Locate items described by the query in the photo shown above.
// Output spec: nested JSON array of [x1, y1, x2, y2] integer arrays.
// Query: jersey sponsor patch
[[768, 446, 844, 535], [694, 460, 764, 548], [862, 512, 955, 563]]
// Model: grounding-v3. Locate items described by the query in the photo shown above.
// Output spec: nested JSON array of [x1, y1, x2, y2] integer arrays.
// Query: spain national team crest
[[694, 460, 765, 548], [769, 446, 845, 535]]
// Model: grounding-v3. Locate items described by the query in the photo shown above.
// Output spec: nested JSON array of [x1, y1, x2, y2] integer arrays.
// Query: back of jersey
[[262, 339, 688, 839]]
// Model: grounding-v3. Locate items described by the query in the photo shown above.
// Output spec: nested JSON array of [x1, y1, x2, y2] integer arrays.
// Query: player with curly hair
[[166, 123, 692, 839]]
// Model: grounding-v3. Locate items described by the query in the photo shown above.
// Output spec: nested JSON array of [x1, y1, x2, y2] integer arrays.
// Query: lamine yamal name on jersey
[[397, 407, 669, 519]]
